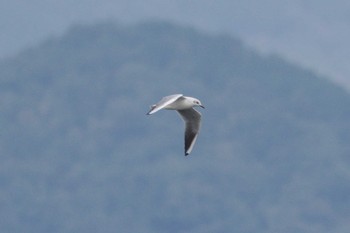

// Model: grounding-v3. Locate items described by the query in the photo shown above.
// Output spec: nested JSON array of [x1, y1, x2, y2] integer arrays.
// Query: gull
[[147, 94, 205, 156]]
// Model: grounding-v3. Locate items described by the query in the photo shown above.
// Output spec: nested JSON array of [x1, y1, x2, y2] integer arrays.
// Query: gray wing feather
[[147, 94, 183, 115], [177, 108, 201, 155]]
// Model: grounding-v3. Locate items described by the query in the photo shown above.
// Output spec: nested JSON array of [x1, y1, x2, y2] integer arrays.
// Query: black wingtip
[[185, 152, 189, 156]]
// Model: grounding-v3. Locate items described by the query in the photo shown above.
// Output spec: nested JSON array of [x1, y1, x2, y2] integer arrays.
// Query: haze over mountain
[[1, 21, 350, 233], [1, 0, 350, 88]]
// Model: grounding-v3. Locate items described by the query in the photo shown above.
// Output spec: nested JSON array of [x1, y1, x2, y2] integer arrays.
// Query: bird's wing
[[147, 94, 183, 115], [177, 108, 202, 156]]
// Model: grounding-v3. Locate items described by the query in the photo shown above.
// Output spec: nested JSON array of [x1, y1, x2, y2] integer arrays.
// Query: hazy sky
[[1, 0, 350, 88]]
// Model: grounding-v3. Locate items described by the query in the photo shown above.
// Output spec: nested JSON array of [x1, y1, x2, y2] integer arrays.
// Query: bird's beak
[[200, 105, 205, 109]]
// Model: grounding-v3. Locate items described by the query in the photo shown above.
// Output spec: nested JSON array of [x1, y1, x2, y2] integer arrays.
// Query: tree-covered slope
[[1, 21, 350, 233]]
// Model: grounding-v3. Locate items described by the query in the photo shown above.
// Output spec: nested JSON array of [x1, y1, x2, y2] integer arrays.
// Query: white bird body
[[165, 97, 199, 110], [147, 94, 204, 156]]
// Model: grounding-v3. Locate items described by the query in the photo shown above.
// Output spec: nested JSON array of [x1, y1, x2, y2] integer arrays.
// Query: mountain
[[2, 1, 350, 87], [1, 21, 350, 233]]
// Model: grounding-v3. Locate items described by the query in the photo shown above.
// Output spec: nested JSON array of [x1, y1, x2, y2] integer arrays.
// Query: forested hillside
[[1, 21, 350, 233]]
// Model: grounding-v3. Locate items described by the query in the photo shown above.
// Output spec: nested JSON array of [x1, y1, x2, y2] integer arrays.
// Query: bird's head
[[192, 98, 205, 109]]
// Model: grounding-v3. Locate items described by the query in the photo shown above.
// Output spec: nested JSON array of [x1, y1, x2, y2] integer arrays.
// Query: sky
[[1, 0, 350, 89]]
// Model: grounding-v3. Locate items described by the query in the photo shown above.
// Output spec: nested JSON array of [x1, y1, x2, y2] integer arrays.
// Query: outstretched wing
[[177, 108, 202, 156], [147, 94, 183, 115]]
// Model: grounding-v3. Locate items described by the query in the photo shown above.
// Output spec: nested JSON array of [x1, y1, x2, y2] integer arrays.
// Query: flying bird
[[147, 94, 204, 156]]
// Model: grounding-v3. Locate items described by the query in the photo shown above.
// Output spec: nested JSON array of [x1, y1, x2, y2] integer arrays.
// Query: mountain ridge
[[0, 21, 349, 233]]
